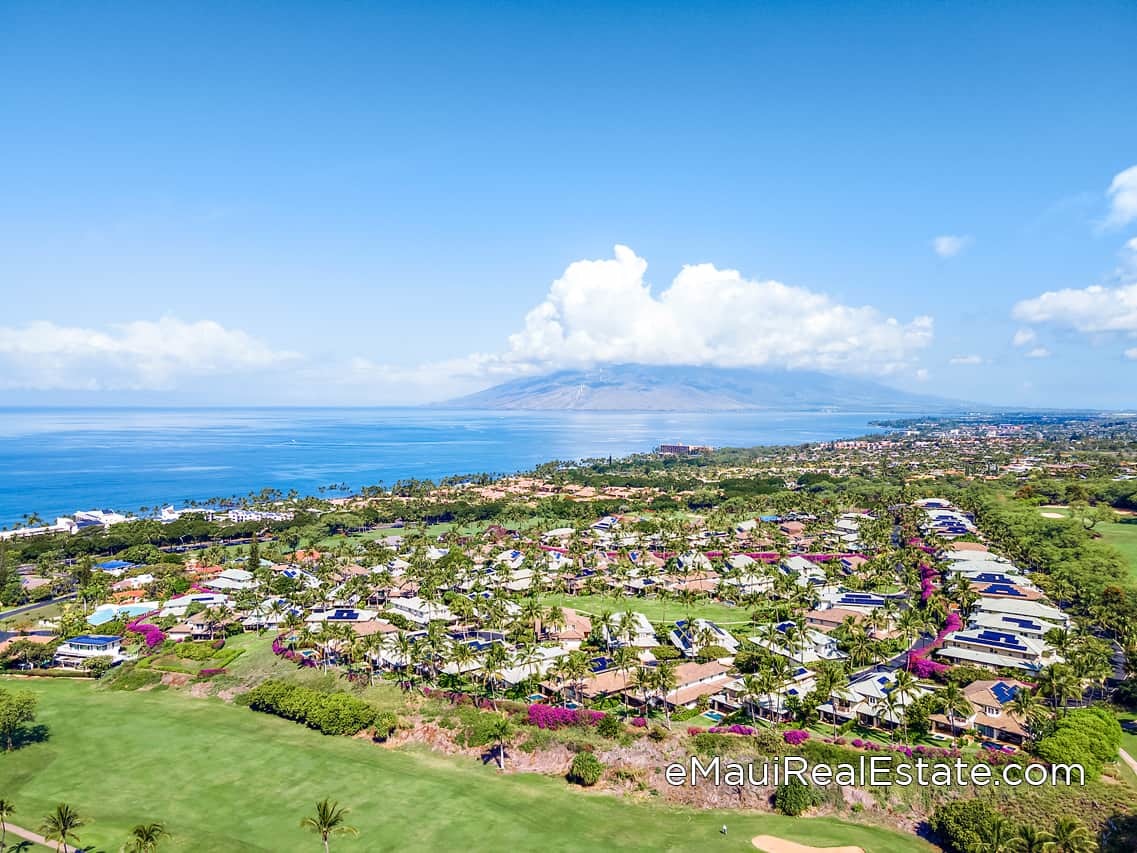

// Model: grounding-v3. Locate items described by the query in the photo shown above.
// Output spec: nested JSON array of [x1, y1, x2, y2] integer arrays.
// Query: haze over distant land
[[443, 364, 969, 412]]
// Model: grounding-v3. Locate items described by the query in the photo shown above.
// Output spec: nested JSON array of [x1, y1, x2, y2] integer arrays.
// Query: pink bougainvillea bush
[[783, 729, 810, 746], [706, 724, 755, 735], [126, 619, 165, 649], [527, 704, 605, 730]]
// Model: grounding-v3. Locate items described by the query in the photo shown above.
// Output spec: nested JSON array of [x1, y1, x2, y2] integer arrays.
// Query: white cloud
[[1105, 164, 1137, 229], [1125, 347, 1137, 361], [1012, 328, 1036, 347], [1026, 347, 1051, 359], [932, 235, 972, 258], [949, 354, 983, 365], [0, 317, 298, 390], [914, 368, 930, 381], [1012, 282, 1137, 334], [490, 245, 933, 377]]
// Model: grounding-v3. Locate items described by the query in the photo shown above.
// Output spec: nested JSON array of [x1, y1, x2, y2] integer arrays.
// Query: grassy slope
[[539, 593, 749, 625], [0, 679, 932, 853]]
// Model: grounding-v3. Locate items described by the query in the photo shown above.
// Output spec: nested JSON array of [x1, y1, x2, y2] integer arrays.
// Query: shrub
[[630, 716, 647, 728], [651, 645, 681, 661], [83, 655, 116, 677], [773, 779, 817, 816], [783, 729, 810, 746], [929, 800, 999, 853], [647, 727, 667, 742], [697, 644, 731, 661], [527, 704, 605, 730], [243, 680, 377, 736], [596, 714, 623, 738], [372, 711, 398, 740], [567, 752, 604, 786]]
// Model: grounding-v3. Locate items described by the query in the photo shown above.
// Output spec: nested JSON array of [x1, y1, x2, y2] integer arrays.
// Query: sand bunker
[[751, 836, 865, 853], [1040, 512, 1065, 518]]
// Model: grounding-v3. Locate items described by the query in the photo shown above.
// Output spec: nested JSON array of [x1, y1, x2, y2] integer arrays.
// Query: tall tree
[[300, 799, 358, 853], [0, 687, 38, 751], [40, 803, 84, 853], [0, 798, 14, 849]]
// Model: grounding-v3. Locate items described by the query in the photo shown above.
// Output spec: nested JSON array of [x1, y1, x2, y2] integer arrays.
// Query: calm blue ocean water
[[0, 407, 889, 526]]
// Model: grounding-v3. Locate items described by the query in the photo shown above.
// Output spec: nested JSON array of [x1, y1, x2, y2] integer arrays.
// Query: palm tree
[[1046, 817, 1094, 853], [0, 798, 14, 849], [487, 715, 514, 770], [611, 645, 637, 713], [742, 673, 764, 725], [983, 816, 1016, 853], [1037, 663, 1080, 714], [935, 684, 973, 739], [40, 803, 84, 853], [300, 799, 358, 853], [651, 660, 679, 729], [631, 665, 654, 712], [1009, 823, 1053, 853], [890, 669, 919, 740], [1008, 688, 1044, 744], [124, 822, 171, 852]]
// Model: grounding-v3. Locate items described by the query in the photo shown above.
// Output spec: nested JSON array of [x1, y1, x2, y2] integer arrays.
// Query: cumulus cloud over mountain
[[497, 245, 933, 377]]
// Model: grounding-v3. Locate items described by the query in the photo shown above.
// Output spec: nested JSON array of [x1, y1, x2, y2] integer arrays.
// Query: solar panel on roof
[[990, 682, 1019, 704]]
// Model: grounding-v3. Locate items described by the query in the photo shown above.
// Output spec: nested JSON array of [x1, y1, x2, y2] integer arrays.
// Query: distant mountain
[[441, 364, 967, 412]]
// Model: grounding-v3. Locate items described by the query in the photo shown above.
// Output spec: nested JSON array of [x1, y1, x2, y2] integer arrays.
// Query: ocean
[[0, 407, 890, 526]]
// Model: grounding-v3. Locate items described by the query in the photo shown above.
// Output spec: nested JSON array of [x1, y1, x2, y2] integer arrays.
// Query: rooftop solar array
[[966, 630, 1030, 651], [990, 681, 1020, 704]]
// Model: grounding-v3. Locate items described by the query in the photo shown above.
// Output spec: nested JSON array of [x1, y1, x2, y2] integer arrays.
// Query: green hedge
[[567, 752, 604, 786], [6, 669, 96, 679], [242, 679, 378, 736]]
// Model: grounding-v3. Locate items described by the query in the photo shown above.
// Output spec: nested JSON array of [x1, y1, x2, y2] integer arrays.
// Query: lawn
[[1038, 507, 1137, 582], [1098, 519, 1137, 583], [538, 593, 750, 626], [0, 679, 933, 853]]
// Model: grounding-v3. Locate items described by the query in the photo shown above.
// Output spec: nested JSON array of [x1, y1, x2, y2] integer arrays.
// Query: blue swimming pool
[[87, 604, 154, 626]]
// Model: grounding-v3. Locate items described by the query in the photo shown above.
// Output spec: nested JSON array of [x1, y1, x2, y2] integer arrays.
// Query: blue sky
[[2, 1, 1136, 407]]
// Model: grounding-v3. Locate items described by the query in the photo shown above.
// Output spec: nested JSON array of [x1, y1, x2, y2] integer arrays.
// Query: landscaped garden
[[0, 678, 935, 852]]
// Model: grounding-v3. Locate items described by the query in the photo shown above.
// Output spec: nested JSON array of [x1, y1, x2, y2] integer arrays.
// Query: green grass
[[0, 679, 933, 853], [1039, 506, 1137, 582], [538, 593, 750, 626], [1098, 519, 1137, 583]]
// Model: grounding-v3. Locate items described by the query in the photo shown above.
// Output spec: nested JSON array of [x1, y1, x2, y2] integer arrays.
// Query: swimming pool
[[86, 604, 155, 626]]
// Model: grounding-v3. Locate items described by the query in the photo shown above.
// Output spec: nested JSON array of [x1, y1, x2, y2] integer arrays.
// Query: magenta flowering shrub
[[851, 738, 864, 748], [198, 667, 226, 678], [908, 654, 950, 678], [631, 717, 647, 728], [907, 612, 962, 676], [783, 729, 810, 746], [127, 620, 166, 649], [687, 726, 702, 736], [918, 563, 939, 603], [527, 704, 605, 730], [707, 724, 755, 735]]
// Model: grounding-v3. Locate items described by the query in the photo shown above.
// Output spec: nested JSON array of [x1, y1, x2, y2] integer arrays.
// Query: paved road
[[0, 593, 75, 623], [1, 821, 53, 849], [1120, 747, 1137, 777]]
